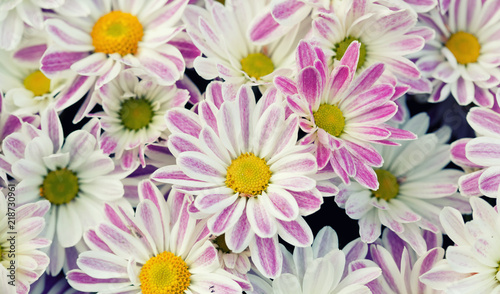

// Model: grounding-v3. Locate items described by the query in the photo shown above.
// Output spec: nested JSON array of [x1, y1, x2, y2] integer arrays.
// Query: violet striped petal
[[277, 217, 313, 247], [97, 223, 150, 263], [76, 251, 128, 279], [226, 210, 254, 253], [207, 197, 245, 235], [466, 137, 500, 166], [165, 108, 202, 137], [41, 108, 63, 153], [247, 197, 277, 238], [288, 189, 323, 216], [272, 0, 308, 25], [467, 107, 500, 138], [249, 235, 282, 278], [45, 19, 93, 51], [260, 188, 299, 221], [254, 104, 285, 158], [296, 41, 316, 69], [185, 240, 219, 272], [135, 200, 164, 254], [151, 165, 215, 187], [189, 272, 242, 293], [177, 151, 225, 183], [248, 11, 289, 44], [195, 188, 237, 214], [346, 63, 385, 97], [479, 166, 500, 197], [67, 270, 131, 292], [274, 76, 298, 96], [458, 170, 484, 196], [297, 66, 322, 109], [270, 153, 317, 175], [338, 41, 361, 72], [84, 230, 113, 253], [168, 133, 203, 156], [439, 207, 469, 245]]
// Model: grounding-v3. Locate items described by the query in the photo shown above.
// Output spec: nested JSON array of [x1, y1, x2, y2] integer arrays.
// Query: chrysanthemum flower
[[412, 0, 500, 107], [0, 0, 65, 51], [95, 70, 189, 170], [67, 179, 242, 294], [0, 197, 50, 294], [152, 85, 338, 278], [336, 113, 470, 253], [2, 109, 129, 275], [247, 226, 381, 293], [420, 197, 500, 293], [183, 0, 309, 86], [40, 0, 199, 107], [275, 41, 415, 189], [361, 229, 445, 294], [451, 107, 500, 198]]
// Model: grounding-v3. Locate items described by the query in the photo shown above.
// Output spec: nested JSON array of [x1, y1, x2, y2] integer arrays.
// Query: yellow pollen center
[[240, 53, 274, 80], [225, 152, 272, 196], [313, 104, 345, 137], [445, 31, 481, 65], [23, 70, 51, 96], [371, 169, 399, 201], [139, 251, 191, 294], [91, 11, 144, 56]]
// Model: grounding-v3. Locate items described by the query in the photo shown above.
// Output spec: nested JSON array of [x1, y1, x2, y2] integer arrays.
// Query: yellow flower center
[[91, 11, 144, 56], [23, 70, 51, 96], [225, 152, 272, 196], [313, 104, 345, 137], [139, 251, 191, 294], [334, 36, 367, 70], [119, 97, 154, 131], [240, 53, 274, 80], [445, 31, 481, 65], [213, 234, 231, 254], [371, 169, 399, 201], [40, 168, 79, 205]]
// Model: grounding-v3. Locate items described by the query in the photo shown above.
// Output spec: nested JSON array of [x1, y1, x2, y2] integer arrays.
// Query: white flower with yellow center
[[96, 70, 189, 169], [41, 0, 197, 95], [411, 0, 500, 107], [67, 180, 242, 294], [0, 197, 50, 294], [2, 109, 129, 275], [183, 0, 309, 86]]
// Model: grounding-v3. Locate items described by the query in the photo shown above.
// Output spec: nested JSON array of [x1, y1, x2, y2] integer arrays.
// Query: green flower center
[[40, 168, 79, 205], [334, 36, 367, 70], [240, 53, 274, 80], [371, 169, 399, 201], [313, 104, 345, 137], [213, 234, 231, 254], [119, 97, 154, 131], [23, 70, 51, 96]]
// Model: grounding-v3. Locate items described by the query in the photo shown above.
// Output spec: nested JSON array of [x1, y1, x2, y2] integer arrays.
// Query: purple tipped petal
[[249, 236, 282, 278]]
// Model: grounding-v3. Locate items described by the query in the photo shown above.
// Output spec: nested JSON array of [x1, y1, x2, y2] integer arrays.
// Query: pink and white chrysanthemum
[[183, 0, 309, 86], [336, 113, 470, 253], [152, 85, 338, 278], [360, 229, 445, 294], [1, 109, 129, 275], [0, 0, 65, 51], [247, 226, 381, 293], [95, 70, 189, 170], [0, 197, 50, 294], [41, 0, 199, 117], [451, 107, 500, 198], [420, 197, 500, 293], [67, 180, 242, 294], [411, 0, 500, 107], [274, 41, 415, 190]]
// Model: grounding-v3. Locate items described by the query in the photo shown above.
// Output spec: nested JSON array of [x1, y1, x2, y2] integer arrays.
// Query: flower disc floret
[[23, 70, 51, 96], [240, 53, 274, 80], [119, 97, 154, 131], [225, 152, 272, 196], [313, 104, 345, 137], [445, 31, 481, 65], [139, 251, 191, 294], [335, 36, 367, 70], [371, 169, 399, 201], [91, 11, 144, 56], [40, 168, 79, 205]]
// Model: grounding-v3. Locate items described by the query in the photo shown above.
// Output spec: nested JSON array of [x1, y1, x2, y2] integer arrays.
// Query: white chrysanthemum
[[2, 109, 129, 275], [96, 70, 189, 169], [411, 0, 500, 107], [0, 196, 50, 294], [67, 180, 242, 294], [183, 0, 309, 86], [336, 113, 471, 254], [247, 226, 381, 294]]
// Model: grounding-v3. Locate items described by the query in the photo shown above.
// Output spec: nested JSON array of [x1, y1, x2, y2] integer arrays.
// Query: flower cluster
[[0, 0, 498, 293]]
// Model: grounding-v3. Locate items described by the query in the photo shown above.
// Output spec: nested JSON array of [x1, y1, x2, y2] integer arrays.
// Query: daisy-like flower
[[96, 70, 189, 170], [2, 109, 129, 275], [0, 0, 65, 50], [420, 197, 500, 293], [152, 85, 338, 278], [0, 197, 50, 294], [361, 229, 445, 294], [411, 0, 500, 107], [335, 112, 470, 253], [451, 107, 500, 198], [40, 0, 199, 108], [67, 179, 242, 293], [183, 0, 310, 86], [274, 41, 415, 189], [247, 226, 382, 293]]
